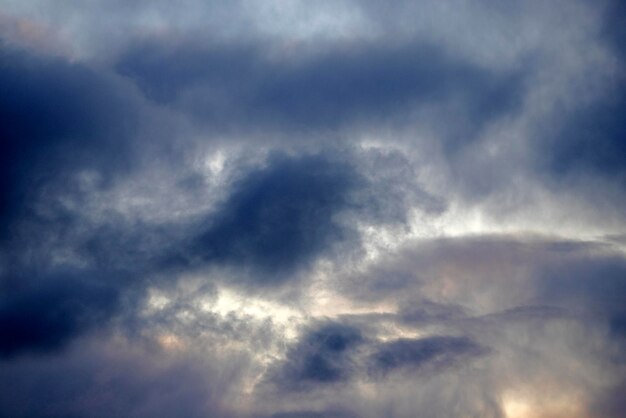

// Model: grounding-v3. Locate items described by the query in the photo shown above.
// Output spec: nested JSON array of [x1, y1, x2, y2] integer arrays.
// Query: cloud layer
[[0, 1, 625, 417]]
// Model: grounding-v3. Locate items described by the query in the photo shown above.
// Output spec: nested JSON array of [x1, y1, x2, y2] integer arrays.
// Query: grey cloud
[[0, 43, 140, 239], [267, 410, 358, 418], [602, 0, 626, 62], [0, 43, 153, 357], [0, 270, 120, 357], [536, 80, 626, 185], [0, 142, 430, 357], [369, 336, 487, 377], [265, 318, 488, 392], [593, 378, 626, 418], [331, 235, 626, 400], [1, 1, 625, 417], [399, 300, 468, 325], [0, 336, 244, 418], [190, 153, 361, 282], [343, 235, 626, 314], [116, 38, 525, 147], [172, 149, 439, 286], [268, 322, 364, 390]]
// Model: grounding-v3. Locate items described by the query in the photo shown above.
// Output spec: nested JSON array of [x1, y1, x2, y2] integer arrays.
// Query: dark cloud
[[0, 43, 187, 358], [266, 321, 488, 392], [524, 2, 626, 189], [0, 142, 426, 357], [602, 0, 626, 62], [0, 217, 206, 358], [369, 336, 486, 377], [269, 322, 363, 390], [186, 153, 363, 283], [0, 1, 625, 417], [0, 270, 120, 357], [0, 43, 139, 239], [540, 83, 626, 184], [116, 39, 525, 146], [0, 214, 174, 358], [181, 148, 443, 286], [116, 41, 260, 105], [268, 410, 358, 418]]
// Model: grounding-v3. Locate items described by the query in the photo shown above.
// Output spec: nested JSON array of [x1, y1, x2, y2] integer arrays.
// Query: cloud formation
[[0, 1, 625, 417], [192, 153, 361, 281]]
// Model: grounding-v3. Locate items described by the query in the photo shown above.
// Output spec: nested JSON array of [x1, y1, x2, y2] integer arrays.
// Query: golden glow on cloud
[[503, 394, 532, 418], [501, 391, 590, 418], [157, 333, 186, 351]]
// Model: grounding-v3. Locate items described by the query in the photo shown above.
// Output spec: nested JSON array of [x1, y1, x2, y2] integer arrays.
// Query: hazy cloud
[[0, 0, 625, 417]]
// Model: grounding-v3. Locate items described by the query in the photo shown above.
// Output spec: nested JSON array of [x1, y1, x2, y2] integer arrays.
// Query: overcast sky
[[0, 1, 625, 417]]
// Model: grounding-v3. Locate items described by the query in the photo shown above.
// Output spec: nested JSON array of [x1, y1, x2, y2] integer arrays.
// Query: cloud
[[0, 335, 246, 418], [0, 1, 625, 417], [265, 320, 487, 393], [593, 378, 626, 418], [536, 79, 626, 184], [175, 148, 438, 286], [368, 336, 486, 377], [0, 270, 120, 357], [0, 43, 140, 239], [342, 235, 626, 315], [190, 153, 361, 281], [0, 44, 144, 356], [268, 410, 358, 418], [116, 38, 525, 145], [268, 322, 364, 390]]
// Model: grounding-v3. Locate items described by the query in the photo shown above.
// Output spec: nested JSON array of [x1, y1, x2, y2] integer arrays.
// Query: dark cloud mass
[[193, 154, 360, 280], [116, 39, 525, 147], [0, 44, 145, 358], [369, 336, 486, 377], [268, 322, 364, 389], [0, 270, 119, 357], [540, 82, 626, 183], [0, 45, 139, 238], [0, 0, 626, 417], [268, 410, 357, 418]]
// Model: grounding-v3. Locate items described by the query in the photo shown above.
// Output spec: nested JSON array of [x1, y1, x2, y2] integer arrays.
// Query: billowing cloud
[[0, 44, 139, 237], [191, 154, 361, 281]]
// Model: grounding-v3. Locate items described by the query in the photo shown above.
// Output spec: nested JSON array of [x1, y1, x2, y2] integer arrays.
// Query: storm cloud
[[116, 39, 525, 145], [0, 0, 625, 417], [192, 153, 361, 280]]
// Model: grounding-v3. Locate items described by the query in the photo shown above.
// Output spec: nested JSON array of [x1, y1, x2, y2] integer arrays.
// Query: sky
[[0, 1, 625, 417]]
